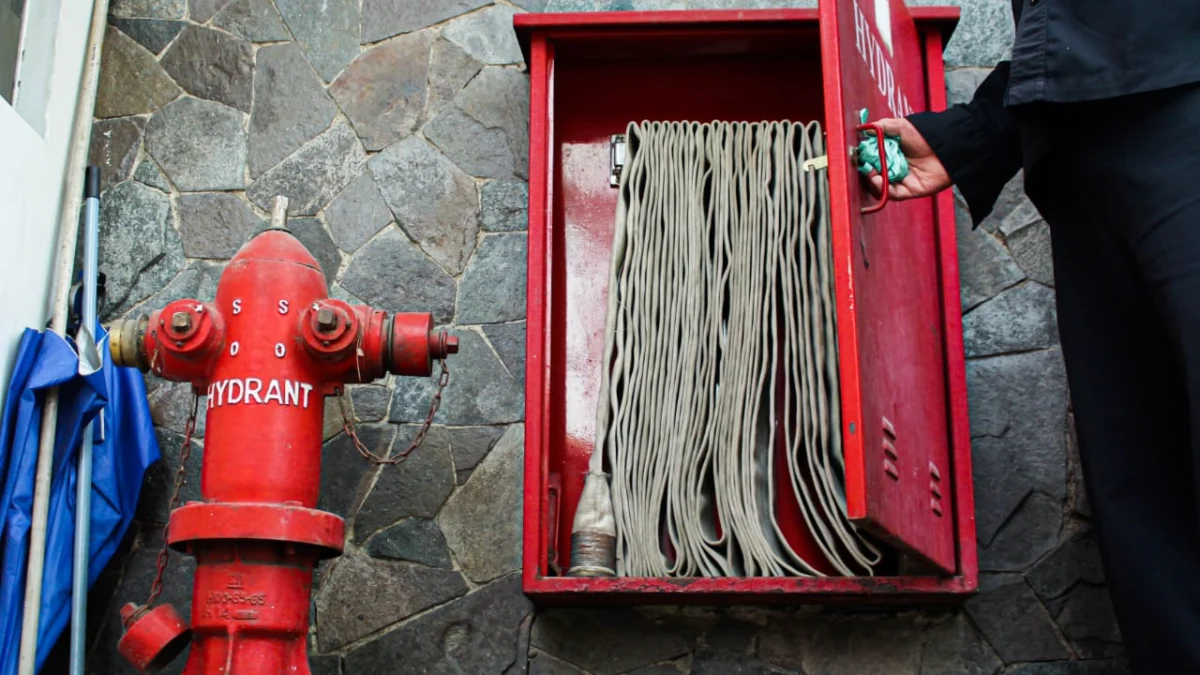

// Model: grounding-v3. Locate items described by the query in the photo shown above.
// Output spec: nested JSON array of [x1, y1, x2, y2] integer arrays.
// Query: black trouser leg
[[1032, 85, 1200, 672]]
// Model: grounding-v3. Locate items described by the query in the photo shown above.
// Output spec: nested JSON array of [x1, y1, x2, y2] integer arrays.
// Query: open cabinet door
[[820, 0, 957, 573]]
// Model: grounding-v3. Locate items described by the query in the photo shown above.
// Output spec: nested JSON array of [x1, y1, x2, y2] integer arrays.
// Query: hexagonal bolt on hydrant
[[107, 196, 457, 675]]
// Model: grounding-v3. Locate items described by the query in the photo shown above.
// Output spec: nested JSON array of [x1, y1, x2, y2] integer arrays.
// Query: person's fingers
[[874, 117, 910, 137], [866, 173, 884, 197]]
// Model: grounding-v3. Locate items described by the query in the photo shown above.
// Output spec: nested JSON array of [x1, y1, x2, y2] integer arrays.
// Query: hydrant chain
[[127, 393, 199, 628], [341, 358, 450, 466]]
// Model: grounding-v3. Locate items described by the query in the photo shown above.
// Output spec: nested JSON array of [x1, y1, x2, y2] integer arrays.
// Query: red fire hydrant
[[108, 198, 456, 674]]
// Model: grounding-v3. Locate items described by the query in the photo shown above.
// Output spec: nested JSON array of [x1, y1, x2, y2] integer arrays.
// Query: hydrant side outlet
[[113, 225, 455, 675]]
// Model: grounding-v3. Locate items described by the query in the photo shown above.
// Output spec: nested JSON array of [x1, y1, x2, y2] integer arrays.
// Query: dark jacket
[[907, 0, 1200, 225]]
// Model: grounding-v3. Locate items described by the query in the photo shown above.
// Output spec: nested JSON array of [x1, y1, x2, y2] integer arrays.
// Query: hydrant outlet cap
[[117, 603, 192, 674]]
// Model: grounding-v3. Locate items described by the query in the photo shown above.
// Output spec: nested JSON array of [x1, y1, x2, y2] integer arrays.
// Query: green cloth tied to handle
[[855, 109, 909, 183]]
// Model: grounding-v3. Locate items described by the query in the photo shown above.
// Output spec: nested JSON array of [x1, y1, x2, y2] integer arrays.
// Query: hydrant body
[[111, 221, 455, 674]]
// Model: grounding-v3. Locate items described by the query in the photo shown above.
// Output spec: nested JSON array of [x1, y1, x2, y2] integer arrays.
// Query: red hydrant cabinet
[[110, 221, 456, 673], [516, 4, 976, 603]]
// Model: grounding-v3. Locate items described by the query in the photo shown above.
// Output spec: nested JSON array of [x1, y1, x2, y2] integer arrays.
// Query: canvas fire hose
[[570, 120, 884, 578]]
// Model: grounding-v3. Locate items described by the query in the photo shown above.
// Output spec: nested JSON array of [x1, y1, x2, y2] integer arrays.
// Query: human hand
[[864, 117, 952, 200]]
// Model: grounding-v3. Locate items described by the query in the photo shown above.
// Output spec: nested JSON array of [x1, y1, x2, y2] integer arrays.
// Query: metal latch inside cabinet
[[610, 134, 626, 187]]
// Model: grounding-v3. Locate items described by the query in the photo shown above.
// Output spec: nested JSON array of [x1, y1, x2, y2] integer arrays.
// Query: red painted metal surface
[[517, 6, 974, 603], [820, 0, 955, 573], [114, 228, 456, 673]]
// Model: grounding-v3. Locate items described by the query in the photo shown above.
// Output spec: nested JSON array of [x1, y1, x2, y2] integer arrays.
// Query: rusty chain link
[[340, 358, 450, 466], [124, 392, 199, 628]]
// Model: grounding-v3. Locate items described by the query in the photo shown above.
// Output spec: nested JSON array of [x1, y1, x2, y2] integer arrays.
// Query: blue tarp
[[0, 326, 159, 673]]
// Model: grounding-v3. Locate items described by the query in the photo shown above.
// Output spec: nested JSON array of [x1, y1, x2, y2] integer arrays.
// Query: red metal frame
[[517, 6, 974, 604]]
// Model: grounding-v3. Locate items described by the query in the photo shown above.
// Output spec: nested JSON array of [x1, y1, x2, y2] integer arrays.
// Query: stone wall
[[76, 0, 1125, 673]]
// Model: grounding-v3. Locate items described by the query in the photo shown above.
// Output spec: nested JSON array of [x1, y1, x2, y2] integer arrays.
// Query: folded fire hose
[[571, 120, 883, 578]]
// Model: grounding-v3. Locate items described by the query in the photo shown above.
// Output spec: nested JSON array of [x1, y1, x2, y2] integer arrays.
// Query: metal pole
[[69, 167, 101, 675], [18, 0, 110, 668]]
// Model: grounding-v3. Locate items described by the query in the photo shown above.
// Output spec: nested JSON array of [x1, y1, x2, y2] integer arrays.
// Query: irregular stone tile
[[919, 614, 1002, 675], [979, 491, 1062, 572], [124, 261, 225, 322], [907, 0, 1013, 67], [96, 27, 181, 118], [354, 426, 455, 540], [759, 614, 921, 675], [390, 330, 523, 425], [344, 574, 532, 674], [443, 4, 523, 65], [323, 173, 392, 254], [955, 195, 1025, 310], [176, 193, 265, 259], [341, 227, 457, 323], [160, 26, 254, 112], [438, 424, 522, 582], [967, 349, 1068, 546], [310, 655, 340, 675], [529, 652, 587, 675], [248, 124, 366, 215], [424, 37, 483, 125], [1009, 220, 1055, 286], [361, 0, 489, 44], [317, 424, 391, 519], [330, 282, 364, 305], [458, 234, 528, 324], [148, 380, 207, 439], [978, 173, 1040, 236], [1028, 529, 1106, 601], [315, 553, 467, 651], [965, 578, 1069, 663], [249, 43, 338, 178], [108, 17, 183, 55], [482, 180, 529, 232], [145, 97, 247, 191], [323, 394, 347, 441], [963, 282, 1058, 358], [96, 181, 174, 311], [331, 32, 431, 152], [532, 608, 696, 675], [275, 0, 361, 82], [506, 614, 534, 675], [190, 0, 234, 22], [945, 67, 992, 107], [134, 158, 171, 191], [366, 518, 453, 569], [1056, 584, 1124, 658], [702, 615, 759, 654], [89, 118, 143, 189], [369, 137, 478, 275], [348, 384, 390, 421], [543, 0, 604, 9], [447, 425, 505, 484], [1007, 662, 1132, 675], [138, 428, 204, 523], [109, 0, 184, 19], [691, 650, 791, 675], [484, 322, 525, 385], [512, 0, 549, 8], [212, 0, 290, 42], [426, 68, 530, 180], [286, 217, 342, 283]]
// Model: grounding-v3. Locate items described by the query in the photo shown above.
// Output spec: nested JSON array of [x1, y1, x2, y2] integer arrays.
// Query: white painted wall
[[0, 0, 95, 409]]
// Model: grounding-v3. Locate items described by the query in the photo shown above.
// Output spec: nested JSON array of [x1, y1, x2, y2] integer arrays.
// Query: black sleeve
[[906, 62, 1023, 226]]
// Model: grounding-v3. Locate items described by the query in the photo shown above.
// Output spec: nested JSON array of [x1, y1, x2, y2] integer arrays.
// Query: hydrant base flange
[[167, 502, 345, 558]]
